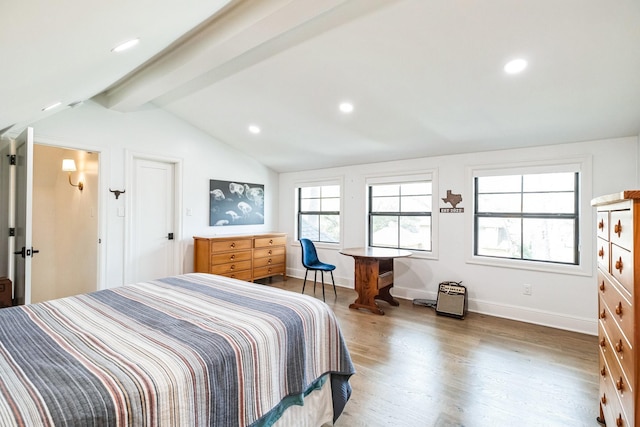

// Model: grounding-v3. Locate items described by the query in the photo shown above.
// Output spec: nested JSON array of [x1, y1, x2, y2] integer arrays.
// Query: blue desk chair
[[300, 238, 337, 301]]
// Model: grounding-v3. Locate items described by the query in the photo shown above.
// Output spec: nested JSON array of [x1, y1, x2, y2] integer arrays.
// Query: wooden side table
[[340, 247, 411, 315]]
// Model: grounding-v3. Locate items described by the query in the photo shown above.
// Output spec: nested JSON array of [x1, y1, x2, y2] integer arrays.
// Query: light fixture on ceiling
[[504, 58, 528, 74], [248, 125, 261, 134], [339, 102, 354, 114], [111, 38, 140, 53], [62, 159, 83, 191], [42, 102, 62, 112]]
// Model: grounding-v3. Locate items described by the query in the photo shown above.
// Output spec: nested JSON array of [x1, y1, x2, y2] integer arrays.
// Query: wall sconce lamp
[[62, 159, 84, 191]]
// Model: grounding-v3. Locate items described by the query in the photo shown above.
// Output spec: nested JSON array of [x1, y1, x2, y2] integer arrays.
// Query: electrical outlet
[[523, 284, 532, 296]]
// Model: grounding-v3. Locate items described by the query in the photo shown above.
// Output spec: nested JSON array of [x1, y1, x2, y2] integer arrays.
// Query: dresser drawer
[[600, 348, 630, 427], [254, 236, 286, 248], [598, 322, 635, 421], [211, 238, 253, 252], [610, 244, 634, 296], [598, 270, 634, 347], [212, 250, 252, 265], [254, 246, 285, 259], [220, 270, 253, 281], [599, 299, 635, 386], [211, 260, 252, 275], [597, 211, 609, 241], [597, 238, 609, 272], [253, 254, 284, 268], [253, 264, 285, 279], [610, 209, 633, 252]]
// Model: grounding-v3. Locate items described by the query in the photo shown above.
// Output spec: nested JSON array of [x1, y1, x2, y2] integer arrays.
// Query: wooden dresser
[[592, 191, 639, 427], [193, 233, 287, 282]]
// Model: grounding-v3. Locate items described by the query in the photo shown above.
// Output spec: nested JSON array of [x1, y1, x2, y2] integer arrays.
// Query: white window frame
[[365, 171, 438, 260], [466, 156, 593, 276], [294, 177, 343, 248]]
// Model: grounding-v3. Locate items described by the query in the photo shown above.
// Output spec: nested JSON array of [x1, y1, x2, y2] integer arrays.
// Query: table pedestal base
[[348, 257, 399, 315], [375, 284, 399, 306]]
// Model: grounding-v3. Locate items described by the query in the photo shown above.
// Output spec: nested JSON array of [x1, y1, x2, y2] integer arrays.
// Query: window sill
[[466, 255, 591, 276]]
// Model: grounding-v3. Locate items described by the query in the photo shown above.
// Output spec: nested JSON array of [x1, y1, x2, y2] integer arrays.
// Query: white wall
[[29, 100, 279, 290], [279, 136, 639, 335], [18, 99, 640, 334]]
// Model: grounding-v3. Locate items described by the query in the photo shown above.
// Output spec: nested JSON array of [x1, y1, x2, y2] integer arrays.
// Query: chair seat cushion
[[307, 262, 336, 271]]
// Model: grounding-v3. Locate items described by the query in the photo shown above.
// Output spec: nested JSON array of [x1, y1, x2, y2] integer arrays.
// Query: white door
[[131, 158, 177, 282], [13, 127, 35, 305]]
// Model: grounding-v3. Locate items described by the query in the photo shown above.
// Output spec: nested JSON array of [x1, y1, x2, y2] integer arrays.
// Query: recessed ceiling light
[[248, 125, 261, 134], [504, 58, 528, 74], [339, 102, 354, 114], [111, 38, 140, 53], [42, 102, 62, 112]]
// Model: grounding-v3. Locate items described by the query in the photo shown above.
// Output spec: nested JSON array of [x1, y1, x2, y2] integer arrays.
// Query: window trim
[[466, 156, 593, 276], [295, 178, 343, 246], [365, 171, 438, 259]]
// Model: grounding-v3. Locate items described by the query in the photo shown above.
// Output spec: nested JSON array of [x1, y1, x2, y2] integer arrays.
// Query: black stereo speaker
[[435, 281, 467, 319]]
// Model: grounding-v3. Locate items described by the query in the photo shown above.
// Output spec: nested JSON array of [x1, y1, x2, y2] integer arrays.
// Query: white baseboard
[[388, 287, 597, 336], [287, 269, 597, 336]]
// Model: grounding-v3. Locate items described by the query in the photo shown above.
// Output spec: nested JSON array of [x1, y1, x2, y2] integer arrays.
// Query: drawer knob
[[230, 242, 236, 248], [600, 338, 606, 348], [230, 265, 235, 270], [615, 257, 623, 273], [267, 259, 272, 264], [600, 309, 606, 319], [598, 219, 605, 230], [615, 340, 623, 353], [616, 377, 624, 391], [269, 239, 274, 245], [601, 393, 607, 405], [601, 366, 607, 377], [230, 255, 235, 260], [268, 250, 272, 255], [599, 281, 605, 292], [598, 248, 604, 258], [614, 220, 622, 237], [615, 302, 623, 316], [616, 414, 623, 427]]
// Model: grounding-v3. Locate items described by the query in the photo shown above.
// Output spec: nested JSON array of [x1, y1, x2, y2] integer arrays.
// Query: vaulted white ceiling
[[2, 0, 640, 172]]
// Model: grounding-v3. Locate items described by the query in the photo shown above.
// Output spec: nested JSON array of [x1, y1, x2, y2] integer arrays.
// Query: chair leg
[[302, 270, 309, 294], [302, 269, 309, 294], [321, 271, 326, 302], [330, 271, 336, 297], [313, 270, 318, 293]]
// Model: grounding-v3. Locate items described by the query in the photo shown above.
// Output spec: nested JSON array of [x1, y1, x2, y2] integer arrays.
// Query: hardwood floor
[[261, 276, 600, 427]]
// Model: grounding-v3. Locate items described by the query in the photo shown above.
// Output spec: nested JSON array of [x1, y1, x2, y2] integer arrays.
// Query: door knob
[[13, 247, 26, 258]]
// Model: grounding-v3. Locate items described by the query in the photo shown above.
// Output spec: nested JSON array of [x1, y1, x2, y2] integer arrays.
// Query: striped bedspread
[[0, 273, 354, 426]]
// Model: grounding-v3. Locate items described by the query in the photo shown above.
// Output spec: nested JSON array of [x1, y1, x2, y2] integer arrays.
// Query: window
[[368, 181, 432, 251], [297, 185, 340, 243], [474, 172, 579, 265]]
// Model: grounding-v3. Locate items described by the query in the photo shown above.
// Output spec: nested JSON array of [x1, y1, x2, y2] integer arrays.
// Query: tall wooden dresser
[[193, 233, 287, 282], [592, 191, 639, 426]]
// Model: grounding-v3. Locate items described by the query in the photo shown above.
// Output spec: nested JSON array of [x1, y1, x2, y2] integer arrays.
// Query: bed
[[0, 273, 355, 426]]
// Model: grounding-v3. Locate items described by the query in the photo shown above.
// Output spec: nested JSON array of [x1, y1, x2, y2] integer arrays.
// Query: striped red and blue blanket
[[0, 273, 354, 426]]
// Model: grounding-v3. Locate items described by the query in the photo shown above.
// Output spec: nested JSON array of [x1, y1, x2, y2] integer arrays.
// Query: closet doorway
[[31, 145, 99, 303]]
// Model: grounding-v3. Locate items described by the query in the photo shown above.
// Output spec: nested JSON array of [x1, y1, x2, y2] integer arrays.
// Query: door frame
[[124, 150, 183, 285], [34, 135, 106, 293]]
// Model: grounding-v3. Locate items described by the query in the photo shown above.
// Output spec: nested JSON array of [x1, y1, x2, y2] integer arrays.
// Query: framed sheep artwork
[[209, 179, 265, 226]]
